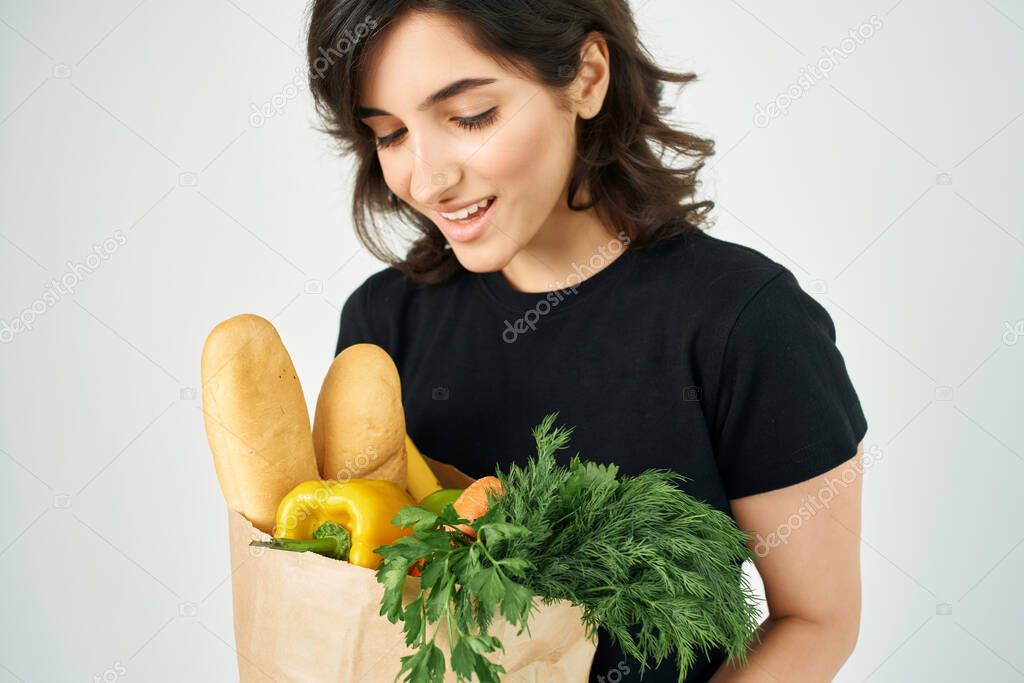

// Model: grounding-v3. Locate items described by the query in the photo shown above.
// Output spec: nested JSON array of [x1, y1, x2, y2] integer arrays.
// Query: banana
[[405, 433, 443, 502]]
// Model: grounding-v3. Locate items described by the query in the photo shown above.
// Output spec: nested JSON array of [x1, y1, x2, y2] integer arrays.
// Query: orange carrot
[[452, 476, 503, 538]]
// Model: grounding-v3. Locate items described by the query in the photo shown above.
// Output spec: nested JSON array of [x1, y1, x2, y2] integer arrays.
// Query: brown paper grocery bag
[[227, 458, 598, 682]]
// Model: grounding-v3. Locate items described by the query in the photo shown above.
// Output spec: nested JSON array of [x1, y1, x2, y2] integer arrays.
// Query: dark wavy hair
[[306, 0, 715, 286]]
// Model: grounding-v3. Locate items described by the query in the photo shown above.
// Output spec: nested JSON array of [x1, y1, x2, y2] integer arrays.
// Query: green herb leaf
[[477, 522, 531, 546], [405, 643, 444, 683], [453, 584, 474, 634], [425, 574, 455, 623], [466, 566, 505, 607], [437, 502, 463, 526], [393, 505, 440, 533], [563, 458, 619, 502], [450, 638, 476, 680], [497, 556, 533, 578], [378, 535, 433, 563], [499, 575, 534, 627], [463, 633, 502, 654], [472, 654, 505, 683], [418, 556, 446, 592], [402, 596, 424, 648], [425, 644, 445, 682], [377, 557, 413, 623]]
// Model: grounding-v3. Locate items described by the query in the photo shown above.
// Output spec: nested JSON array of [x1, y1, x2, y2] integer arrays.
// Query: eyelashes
[[454, 106, 500, 133], [374, 106, 500, 150]]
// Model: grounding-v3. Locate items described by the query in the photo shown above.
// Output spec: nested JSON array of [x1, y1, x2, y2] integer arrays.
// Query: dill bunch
[[489, 412, 761, 679], [375, 412, 760, 683]]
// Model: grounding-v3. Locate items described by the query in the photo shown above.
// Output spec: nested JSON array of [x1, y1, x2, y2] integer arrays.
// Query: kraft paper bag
[[227, 457, 598, 682]]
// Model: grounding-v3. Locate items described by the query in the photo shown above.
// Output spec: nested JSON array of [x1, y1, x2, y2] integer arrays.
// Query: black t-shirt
[[335, 228, 868, 682]]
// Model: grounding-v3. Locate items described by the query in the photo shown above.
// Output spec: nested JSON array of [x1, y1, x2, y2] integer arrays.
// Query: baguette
[[201, 314, 318, 533], [313, 343, 407, 488]]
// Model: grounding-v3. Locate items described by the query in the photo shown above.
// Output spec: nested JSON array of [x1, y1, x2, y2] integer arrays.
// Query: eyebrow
[[356, 77, 498, 119]]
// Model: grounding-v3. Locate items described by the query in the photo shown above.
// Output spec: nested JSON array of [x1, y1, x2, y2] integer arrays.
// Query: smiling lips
[[438, 196, 494, 221], [436, 196, 497, 243]]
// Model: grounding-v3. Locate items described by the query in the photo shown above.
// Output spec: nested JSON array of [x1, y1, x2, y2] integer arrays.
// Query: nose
[[407, 131, 462, 208]]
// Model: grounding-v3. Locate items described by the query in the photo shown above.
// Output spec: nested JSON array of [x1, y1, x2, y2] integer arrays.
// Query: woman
[[307, 2, 867, 681]]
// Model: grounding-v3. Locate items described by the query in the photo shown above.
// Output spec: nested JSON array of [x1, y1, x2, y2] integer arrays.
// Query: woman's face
[[357, 12, 593, 274]]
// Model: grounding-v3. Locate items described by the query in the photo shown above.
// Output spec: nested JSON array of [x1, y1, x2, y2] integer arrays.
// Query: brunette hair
[[306, 0, 715, 286]]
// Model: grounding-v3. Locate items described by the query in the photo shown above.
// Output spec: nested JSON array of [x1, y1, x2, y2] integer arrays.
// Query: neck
[[499, 206, 628, 293]]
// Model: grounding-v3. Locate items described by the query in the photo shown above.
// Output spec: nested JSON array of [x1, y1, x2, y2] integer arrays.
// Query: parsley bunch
[[375, 412, 761, 683]]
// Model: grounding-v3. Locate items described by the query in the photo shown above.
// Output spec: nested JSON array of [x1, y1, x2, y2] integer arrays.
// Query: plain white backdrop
[[1, 1, 1022, 680]]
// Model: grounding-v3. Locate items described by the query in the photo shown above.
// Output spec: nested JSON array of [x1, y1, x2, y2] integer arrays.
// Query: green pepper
[[418, 487, 463, 515]]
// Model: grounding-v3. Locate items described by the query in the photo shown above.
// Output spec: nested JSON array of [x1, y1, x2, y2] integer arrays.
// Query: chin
[[449, 240, 515, 274]]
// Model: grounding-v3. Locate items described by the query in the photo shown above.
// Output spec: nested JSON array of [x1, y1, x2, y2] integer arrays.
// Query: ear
[[573, 31, 611, 120]]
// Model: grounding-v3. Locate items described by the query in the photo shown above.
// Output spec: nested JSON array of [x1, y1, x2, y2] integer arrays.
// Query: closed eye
[[375, 107, 500, 150]]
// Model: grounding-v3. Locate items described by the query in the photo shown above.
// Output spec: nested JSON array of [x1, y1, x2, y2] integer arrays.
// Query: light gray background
[[1, 1, 1021, 681]]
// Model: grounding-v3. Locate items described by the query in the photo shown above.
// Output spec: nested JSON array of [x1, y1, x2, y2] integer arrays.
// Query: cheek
[[471, 107, 572, 191]]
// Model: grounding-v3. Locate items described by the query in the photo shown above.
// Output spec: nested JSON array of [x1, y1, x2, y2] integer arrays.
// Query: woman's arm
[[710, 442, 865, 682]]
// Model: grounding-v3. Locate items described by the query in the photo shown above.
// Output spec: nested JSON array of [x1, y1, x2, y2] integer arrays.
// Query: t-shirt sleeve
[[713, 268, 868, 499], [334, 279, 377, 357]]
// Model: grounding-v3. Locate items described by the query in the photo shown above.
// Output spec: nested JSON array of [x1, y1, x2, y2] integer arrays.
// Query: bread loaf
[[313, 343, 407, 488], [201, 314, 318, 533]]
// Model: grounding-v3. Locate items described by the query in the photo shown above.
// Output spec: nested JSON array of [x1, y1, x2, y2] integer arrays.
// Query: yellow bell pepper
[[268, 479, 415, 569]]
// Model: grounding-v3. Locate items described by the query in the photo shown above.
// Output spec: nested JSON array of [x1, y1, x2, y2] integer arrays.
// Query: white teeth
[[441, 197, 492, 220]]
